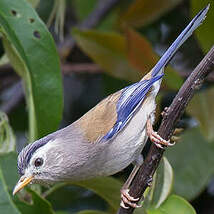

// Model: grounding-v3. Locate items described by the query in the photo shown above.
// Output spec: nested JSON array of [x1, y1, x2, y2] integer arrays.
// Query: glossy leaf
[[191, 0, 214, 52], [0, 0, 63, 141], [120, 0, 182, 27], [187, 87, 214, 142], [165, 128, 214, 200], [148, 195, 196, 214], [125, 27, 183, 89], [143, 156, 173, 209], [155, 157, 173, 208]]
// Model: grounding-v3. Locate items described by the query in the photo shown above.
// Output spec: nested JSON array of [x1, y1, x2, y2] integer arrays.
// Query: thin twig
[[58, 0, 121, 59], [117, 45, 214, 214], [62, 63, 102, 74]]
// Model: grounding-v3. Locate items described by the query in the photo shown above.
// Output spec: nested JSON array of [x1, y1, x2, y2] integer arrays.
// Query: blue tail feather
[[151, 4, 209, 77]]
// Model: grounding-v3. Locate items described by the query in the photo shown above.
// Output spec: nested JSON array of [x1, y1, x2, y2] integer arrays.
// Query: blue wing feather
[[101, 74, 163, 141]]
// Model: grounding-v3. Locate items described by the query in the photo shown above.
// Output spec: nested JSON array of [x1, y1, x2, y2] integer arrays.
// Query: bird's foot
[[150, 131, 175, 149], [120, 189, 141, 209], [147, 118, 175, 149]]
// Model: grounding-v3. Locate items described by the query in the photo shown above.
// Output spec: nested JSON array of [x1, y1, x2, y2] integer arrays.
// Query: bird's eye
[[34, 158, 43, 167]]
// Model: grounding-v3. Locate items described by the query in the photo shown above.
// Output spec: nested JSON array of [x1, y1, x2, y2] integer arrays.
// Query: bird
[[13, 5, 209, 209]]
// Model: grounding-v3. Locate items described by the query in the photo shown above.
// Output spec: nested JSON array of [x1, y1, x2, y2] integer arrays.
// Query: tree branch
[[117, 45, 214, 214], [58, 0, 121, 59]]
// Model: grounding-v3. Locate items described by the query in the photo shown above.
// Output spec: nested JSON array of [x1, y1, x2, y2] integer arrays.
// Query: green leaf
[[0, 112, 16, 154], [187, 87, 214, 142], [73, 29, 141, 82], [143, 157, 173, 209], [165, 128, 214, 200], [71, 177, 122, 211], [191, 0, 214, 52], [119, 0, 182, 28], [0, 0, 63, 141], [148, 195, 196, 214], [155, 157, 173, 208], [0, 154, 20, 214], [0, 152, 19, 192]]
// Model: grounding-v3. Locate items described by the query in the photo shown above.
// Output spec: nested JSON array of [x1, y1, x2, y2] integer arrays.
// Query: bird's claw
[[120, 189, 141, 209], [150, 131, 175, 149]]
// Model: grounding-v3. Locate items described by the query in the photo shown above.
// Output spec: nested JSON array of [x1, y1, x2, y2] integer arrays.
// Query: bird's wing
[[78, 74, 163, 143], [101, 74, 163, 141]]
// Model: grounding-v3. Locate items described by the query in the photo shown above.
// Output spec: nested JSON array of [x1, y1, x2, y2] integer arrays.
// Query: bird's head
[[13, 134, 62, 195]]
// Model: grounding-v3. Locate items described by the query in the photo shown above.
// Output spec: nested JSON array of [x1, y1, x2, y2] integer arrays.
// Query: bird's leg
[[146, 118, 175, 149], [120, 155, 144, 209]]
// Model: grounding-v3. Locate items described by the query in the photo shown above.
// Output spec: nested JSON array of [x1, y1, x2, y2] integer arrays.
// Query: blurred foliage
[[0, 0, 213, 213], [191, 0, 214, 52], [147, 195, 196, 214], [0, 112, 16, 154], [187, 87, 214, 142], [166, 128, 214, 200], [73, 27, 182, 89], [47, 0, 66, 41], [0, 0, 63, 142], [119, 0, 182, 27]]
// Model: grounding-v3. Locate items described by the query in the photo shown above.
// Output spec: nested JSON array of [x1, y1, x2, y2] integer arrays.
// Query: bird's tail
[[151, 4, 209, 78]]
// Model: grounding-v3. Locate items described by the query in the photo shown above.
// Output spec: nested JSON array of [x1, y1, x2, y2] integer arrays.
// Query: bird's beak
[[13, 175, 34, 195]]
